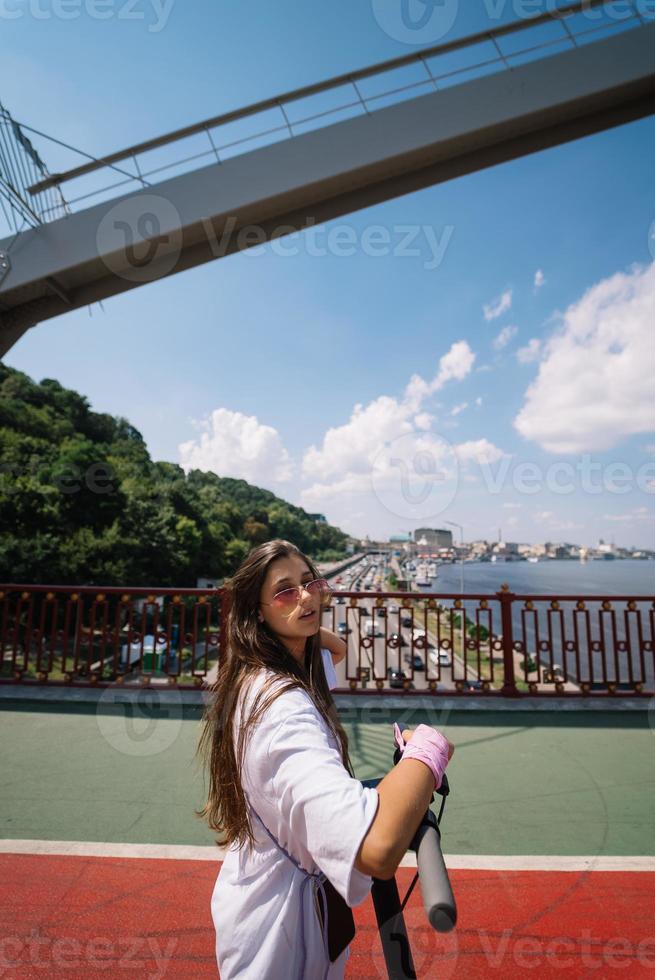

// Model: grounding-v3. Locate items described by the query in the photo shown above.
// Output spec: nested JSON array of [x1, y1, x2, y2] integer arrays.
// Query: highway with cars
[[322, 557, 477, 693]]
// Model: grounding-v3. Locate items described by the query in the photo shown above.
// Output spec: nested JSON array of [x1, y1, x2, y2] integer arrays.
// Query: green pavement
[[1, 699, 653, 855]]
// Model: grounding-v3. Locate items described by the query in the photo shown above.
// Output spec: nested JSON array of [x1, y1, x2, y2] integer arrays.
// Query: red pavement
[[1, 854, 655, 978]]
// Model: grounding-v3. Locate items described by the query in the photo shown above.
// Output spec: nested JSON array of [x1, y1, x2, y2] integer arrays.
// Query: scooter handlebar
[[410, 792, 457, 932]]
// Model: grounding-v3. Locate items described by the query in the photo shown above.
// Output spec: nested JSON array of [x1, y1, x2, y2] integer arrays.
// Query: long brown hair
[[195, 539, 354, 851]]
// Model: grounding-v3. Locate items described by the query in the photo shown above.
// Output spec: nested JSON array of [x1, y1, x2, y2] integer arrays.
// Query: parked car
[[388, 604, 399, 614], [463, 678, 484, 691], [359, 607, 370, 616], [389, 631, 407, 646], [337, 622, 351, 635], [401, 615, 413, 628], [335, 596, 345, 604], [376, 607, 387, 617], [428, 648, 452, 668], [365, 623, 383, 638], [387, 667, 408, 689], [404, 653, 425, 670]]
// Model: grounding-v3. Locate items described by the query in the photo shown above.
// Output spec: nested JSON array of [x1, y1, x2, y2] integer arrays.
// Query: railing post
[[497, 584, 519, 697]]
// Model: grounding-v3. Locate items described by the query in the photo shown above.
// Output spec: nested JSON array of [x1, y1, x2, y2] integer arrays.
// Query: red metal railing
[[0, 584, 653, 695]]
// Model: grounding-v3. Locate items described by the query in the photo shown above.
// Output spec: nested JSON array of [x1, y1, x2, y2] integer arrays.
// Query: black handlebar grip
[[411, 807, 457, 932]]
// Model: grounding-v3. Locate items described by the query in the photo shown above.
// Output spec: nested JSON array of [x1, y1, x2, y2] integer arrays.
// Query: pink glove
[[393, 722, 451, 790]]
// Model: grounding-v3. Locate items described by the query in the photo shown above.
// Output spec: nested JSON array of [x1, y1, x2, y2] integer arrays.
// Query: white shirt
[[211, 666, 379, 979], [321, 646, 338, 690]]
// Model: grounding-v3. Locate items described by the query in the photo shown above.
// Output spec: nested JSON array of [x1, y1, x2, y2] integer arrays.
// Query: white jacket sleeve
[[267, 688, 380, 907]]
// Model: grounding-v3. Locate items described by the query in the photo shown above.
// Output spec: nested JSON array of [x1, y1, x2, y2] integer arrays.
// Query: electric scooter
[[360, 730, 457, 979]]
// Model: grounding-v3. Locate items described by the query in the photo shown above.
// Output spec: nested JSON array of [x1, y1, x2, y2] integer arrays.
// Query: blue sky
[[3, 1, 655, 547]]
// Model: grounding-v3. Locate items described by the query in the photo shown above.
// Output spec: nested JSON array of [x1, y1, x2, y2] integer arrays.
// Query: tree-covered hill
[[0, 364, 348, 585]]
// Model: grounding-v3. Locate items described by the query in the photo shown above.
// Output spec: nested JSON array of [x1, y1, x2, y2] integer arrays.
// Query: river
[[419, 558, 655, 596], [414, 559, 654, 687]]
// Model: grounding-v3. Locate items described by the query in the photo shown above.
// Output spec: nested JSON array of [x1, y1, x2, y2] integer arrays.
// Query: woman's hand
[[401, 727, 455, 761]]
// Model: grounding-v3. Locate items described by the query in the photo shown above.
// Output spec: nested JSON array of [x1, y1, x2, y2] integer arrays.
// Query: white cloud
[[483, 289, 512, 321], [514, 261, 655, 453], [531, 509, 583, 532], [413, 412, 434, 430], [450, 402, 468, 416], [603, 508, 655, 523], [302, 395, 412, 482], [178, 408, 293, 484], [516, 338, 542, 364], [475, 396, 483, 407], [534, 269, 546, 289], [493, 325, 518, 350], [301, 433, 506, 537], [503, 502, 522, 509], [404, 340, 475, 411], [303, 341, 476, 482], [299, 343, 505, 537], [454, 439, 506, 465], [549, 519, 583, 532]]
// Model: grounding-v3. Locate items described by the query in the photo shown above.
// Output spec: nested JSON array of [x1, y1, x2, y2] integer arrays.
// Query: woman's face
[[258, 554, 321, 651]]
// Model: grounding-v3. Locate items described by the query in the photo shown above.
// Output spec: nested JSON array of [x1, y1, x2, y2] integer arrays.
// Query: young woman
[[196, 539, 454, 979]]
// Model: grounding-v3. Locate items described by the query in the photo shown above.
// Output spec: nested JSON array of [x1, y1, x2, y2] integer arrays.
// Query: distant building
[[494, 541, 519, 555], [308, 513, 327, 523], [389, 533, 413, 556], [414, 527, 453, 549]]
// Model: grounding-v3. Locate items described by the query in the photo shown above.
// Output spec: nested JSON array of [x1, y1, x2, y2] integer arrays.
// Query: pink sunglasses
[[261, 577, 332, 611]]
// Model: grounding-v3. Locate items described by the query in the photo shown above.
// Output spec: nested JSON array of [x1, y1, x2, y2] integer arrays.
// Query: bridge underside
[[1, 22, 654, 356]]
